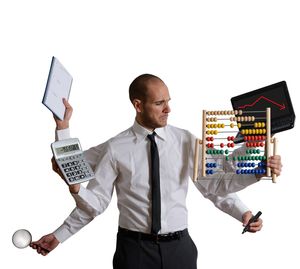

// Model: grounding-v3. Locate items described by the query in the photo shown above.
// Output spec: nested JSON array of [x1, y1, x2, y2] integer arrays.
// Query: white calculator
[[51, 138, 95, 185]]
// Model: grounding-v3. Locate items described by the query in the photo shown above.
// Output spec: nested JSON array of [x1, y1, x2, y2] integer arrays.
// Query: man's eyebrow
[[153, 98, 171, 103]]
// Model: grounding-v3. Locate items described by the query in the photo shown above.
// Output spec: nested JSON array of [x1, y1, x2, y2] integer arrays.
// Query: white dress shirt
[[54, 121, 257, 242]]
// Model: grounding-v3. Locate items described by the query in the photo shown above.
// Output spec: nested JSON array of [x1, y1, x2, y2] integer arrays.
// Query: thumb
[[242, 211, 253, 226]]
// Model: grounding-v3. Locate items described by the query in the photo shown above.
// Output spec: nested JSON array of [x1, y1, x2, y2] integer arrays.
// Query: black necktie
[[147, 132, 161, 234]]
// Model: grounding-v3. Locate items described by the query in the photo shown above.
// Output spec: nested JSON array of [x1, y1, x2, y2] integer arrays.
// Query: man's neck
[[135, 118, 155, 132]]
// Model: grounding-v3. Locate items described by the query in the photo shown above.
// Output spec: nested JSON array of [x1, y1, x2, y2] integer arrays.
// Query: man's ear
[[133, 99, 143, 113]]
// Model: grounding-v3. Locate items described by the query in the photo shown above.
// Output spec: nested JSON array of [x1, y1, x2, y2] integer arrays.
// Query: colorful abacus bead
[[227, 142, 234, 148], [206, 169, 214, 175], [206, 163, 217, 168]]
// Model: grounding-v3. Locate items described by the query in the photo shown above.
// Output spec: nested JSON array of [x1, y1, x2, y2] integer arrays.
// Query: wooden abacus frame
[[193, 108, 278, 183]]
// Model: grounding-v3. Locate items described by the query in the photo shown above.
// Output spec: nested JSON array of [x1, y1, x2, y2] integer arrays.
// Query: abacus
[[193, 108, 278, 183]]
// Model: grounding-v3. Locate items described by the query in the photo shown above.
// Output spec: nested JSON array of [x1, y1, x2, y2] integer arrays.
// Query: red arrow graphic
[[238, 96, 286, 110]]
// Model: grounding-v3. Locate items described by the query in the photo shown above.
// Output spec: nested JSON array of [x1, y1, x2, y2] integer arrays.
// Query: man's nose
[[164, 103, 171, 113]]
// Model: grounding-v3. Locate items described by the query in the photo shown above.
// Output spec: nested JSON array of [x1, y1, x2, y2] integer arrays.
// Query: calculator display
[[52, 138, 95, 185], [55, 144, 80, 155]]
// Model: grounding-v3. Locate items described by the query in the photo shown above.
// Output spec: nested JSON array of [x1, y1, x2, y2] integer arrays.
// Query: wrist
[[69, 184, 80, 194], [56, 123, 69, 130]]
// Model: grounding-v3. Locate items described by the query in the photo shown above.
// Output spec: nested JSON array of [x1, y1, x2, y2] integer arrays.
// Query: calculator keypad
[[58, 153, 94, 183]]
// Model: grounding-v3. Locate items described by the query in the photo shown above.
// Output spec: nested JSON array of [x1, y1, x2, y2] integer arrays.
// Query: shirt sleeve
[[193, 181, 250, 222], [53, 207, 94, 242], [53, 129, 118, 242], [188, 132, 253, 222], [189, 132, 258, 196]]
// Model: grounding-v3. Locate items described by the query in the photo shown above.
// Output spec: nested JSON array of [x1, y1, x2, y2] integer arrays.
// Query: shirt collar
[[132, 120, 167, 143]]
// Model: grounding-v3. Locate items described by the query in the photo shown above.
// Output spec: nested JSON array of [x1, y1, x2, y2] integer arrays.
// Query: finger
[[63, 98, 73, 110], [250, 220, 262, 228], [273, 168, 281, 176], [270, 154, 281, 159], [51, 161, 64, 177], [62, 98, 70, 107], [267, 161, 283, 168], [248, 224, 263, 232], [52, 162, 59, 172], [242, 213, 253, 226], [270, 155, 281, 161], [249, 220, 263, 231], [243, 218, 251, 226], [41, 248, 50, 256], [30, 243, 37, 249], [267, 159, 282, 176], [51, 162, 57, 171], [267, 156, 282, 167], [267, 163, 282, 176]]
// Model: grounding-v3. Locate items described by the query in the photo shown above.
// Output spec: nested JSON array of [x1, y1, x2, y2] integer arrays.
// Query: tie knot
[[147, 132, 156, 142]]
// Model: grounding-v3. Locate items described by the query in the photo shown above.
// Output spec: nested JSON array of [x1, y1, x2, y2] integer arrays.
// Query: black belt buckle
[[169, 231, 180, 240], [156, 231, 181, 242]]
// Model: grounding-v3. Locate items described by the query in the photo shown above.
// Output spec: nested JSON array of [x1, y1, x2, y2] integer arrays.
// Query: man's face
[[136, 80, 171, 130]]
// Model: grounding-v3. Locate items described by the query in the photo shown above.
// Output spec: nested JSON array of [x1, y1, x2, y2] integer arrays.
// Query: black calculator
[[51, 138, 95, 185]]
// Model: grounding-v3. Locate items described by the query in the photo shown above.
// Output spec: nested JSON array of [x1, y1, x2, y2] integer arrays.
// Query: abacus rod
[[206, 157, 266, 159], [206, 110, 266, 114], [208, 145, 265, 149], [207, 116, 267, 120], [209, 137, 236, 139], [266, 108, 271, 177], [202, 110, 207, 177], [213, 131, 240, 133], [272, 137, 278, 183]]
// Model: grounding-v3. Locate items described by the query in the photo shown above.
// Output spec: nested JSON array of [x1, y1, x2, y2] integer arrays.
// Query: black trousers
[[113, 229, 198, 269]]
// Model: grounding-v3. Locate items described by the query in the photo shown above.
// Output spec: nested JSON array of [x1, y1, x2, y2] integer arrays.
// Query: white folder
[[42, 57, 73, 120]]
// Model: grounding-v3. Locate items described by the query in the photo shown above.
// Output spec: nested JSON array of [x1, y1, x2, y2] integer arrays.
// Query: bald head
[[129, 74, 164, 103]]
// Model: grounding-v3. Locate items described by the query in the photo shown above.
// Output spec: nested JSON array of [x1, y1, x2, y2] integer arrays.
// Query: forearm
[[203, 192, 250, 222], [71, 183, 112, 217], [53, 207, 94, 243], [195, 172, 258, 196]]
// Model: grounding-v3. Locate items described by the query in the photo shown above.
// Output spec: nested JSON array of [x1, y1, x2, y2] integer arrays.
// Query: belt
[[118, 227, 188, 242]]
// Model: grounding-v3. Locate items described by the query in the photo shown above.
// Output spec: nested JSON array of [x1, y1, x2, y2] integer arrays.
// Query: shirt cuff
[[53, 225, 74, 243], [230, 199, 250, 222], [55, 128, 71, 141]]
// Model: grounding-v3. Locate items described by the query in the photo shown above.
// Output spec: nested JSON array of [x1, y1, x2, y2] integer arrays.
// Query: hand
[[267, 155, 282, 176], [54, 98, 73, 130], [30, 233, 59, 256], [242, 211, 263, 233], [51, 156, 64, 179]]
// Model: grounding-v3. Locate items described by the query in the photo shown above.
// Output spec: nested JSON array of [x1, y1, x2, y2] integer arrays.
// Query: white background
[[1, 0, 299, 268]]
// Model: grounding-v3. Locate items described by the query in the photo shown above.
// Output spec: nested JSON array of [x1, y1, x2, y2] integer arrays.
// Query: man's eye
[[155, 102, 163, 105]]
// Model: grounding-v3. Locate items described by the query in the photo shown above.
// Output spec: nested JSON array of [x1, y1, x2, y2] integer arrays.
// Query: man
[[31, 74, 282, 268]]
